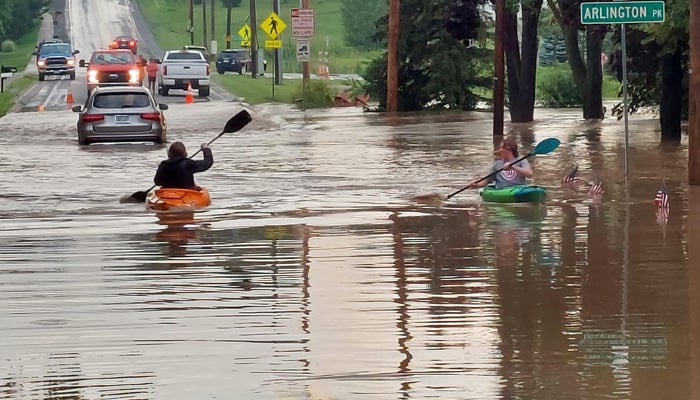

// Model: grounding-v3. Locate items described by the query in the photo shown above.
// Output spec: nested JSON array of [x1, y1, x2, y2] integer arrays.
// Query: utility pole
[[301, 0, 310, 82], [273, 0, 282, 84], [386, 0, 399, 112], [189, 0, 194, 45], [250, 0, 258, 79], [492, 0, 505, 137], [226, 2, 232, 49], [202, 0, 208, 47], [690, 0, 700, 184], [211, 0, 216, 50]]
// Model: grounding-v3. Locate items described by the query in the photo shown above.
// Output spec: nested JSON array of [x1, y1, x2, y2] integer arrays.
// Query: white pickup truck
[[157, 49, 210, 97]]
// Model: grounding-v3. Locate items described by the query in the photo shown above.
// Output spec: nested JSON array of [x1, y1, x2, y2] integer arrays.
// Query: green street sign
[[580, 1, 665, 24]]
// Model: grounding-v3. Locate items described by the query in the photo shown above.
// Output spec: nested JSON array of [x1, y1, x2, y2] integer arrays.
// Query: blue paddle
[[436, 137, 561, 201]]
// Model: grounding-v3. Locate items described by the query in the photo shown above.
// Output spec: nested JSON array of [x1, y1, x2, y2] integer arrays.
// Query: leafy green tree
[[363, 0, 491, 111], [340, 0, 386, 49]]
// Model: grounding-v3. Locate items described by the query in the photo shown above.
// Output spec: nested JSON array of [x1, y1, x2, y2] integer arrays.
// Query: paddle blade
[[223, 109, 253, 133], [532, 138, 561, 155], [119, 190, 149, 204], [411, 192, 447, 204]]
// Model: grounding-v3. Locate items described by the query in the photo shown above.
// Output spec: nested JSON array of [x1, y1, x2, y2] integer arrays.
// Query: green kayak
[[479, 185, 547, 204]]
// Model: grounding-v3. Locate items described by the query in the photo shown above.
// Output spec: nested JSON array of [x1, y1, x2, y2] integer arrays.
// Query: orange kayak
[[147, 187, 212, 213]]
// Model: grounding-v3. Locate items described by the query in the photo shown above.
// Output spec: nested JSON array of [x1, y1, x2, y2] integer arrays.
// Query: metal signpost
[[291, 6, 315, 110], [581, 1, 665, 177]]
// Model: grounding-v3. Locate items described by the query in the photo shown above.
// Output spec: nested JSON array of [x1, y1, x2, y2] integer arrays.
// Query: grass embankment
[[0, 22, 40, 117], [135, 0, 376, 104]]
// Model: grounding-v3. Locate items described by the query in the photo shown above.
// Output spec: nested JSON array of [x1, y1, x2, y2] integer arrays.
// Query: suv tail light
[[82, 114, 104, 123], [129, 40, 136, 47], [206, 65, 210, 76], [111, 41, 117, 48], [163, 65, 167, 75], [140, 112, 161, 121]]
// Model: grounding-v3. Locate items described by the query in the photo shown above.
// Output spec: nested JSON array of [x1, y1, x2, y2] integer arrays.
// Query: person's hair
[[168, 141, 187, 159], [501, 137, 519, 157]]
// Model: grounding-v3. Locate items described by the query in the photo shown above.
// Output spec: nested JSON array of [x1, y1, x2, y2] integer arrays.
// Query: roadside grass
[[211, 74, 297, 104], [135, 0, 379, 75], [0, 20, 40, 72], [0, 76, 37, 117], [0, 21, 40, 117]]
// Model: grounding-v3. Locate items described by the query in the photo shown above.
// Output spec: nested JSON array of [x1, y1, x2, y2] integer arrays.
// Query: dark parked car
[[72, 86, 168, 145], [215, 49, 251, 75], [109, 35, 138, 54]]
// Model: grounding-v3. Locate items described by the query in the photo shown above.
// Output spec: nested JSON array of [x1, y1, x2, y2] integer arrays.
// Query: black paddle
[[412, 137, 561, 202], [119, 109, 253, 204]]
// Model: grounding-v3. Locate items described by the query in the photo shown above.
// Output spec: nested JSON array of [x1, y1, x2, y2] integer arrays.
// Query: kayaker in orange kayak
[[154, 141, 213, 189]]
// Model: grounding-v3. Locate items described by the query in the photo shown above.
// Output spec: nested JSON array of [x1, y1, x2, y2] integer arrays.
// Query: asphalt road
[[16, 0, 236, 113]]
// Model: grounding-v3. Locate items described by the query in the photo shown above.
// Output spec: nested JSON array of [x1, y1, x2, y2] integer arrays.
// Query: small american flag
[[561, 164, 579, 184], [654, 186, 670, 209], [588, 181, 603, 195]]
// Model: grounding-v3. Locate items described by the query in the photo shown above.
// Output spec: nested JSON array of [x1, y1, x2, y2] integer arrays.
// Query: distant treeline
[[0, 0, 48, 43]]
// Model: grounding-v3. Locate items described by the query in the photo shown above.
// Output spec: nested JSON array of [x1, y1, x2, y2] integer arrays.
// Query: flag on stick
[[561, 164, 579, 184], [654, 185, 670, 209]]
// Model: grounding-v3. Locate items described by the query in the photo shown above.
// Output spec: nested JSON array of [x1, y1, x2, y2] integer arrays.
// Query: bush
[[292, 79, 334, 109], [1, 40, 16, 53], [536, 65, 583, 108]]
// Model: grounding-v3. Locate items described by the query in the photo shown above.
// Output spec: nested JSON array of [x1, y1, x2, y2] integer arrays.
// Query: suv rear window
[[222, 51, 248, 59], [93, 93, 151, 108]]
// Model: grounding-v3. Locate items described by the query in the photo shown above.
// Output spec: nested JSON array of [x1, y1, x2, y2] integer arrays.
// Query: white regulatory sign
[[296, 38, 310, 62], [291, 8, 315, 37]]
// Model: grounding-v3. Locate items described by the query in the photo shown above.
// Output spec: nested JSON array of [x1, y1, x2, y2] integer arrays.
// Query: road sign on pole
[[580, 1, 665, 24], [260, 12, 286, 40], [291, 8, 315, 37]]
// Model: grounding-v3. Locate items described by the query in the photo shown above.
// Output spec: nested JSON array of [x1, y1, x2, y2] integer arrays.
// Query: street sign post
[[291, 8, 315, 37], [580, 1, 665, 24], [580, 1, 665, 177]]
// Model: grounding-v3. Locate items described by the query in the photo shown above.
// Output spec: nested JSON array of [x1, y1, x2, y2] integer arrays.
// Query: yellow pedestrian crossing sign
[[238, 24, 251, 41], [260, 12, 286, 39]]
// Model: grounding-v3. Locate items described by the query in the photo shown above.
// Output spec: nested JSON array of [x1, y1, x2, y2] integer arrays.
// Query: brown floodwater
[[1, 103, 698, 399]]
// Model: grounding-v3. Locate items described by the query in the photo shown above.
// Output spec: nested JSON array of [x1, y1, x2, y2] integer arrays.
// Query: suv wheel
[[238, 65, 245, 75], [38, 73, 45, 81], [69, 71, 76, 80]]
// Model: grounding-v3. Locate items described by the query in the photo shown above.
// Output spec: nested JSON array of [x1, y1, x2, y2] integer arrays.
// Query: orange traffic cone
[[66, 90, 74, 105], [185, 83, 194, 104]]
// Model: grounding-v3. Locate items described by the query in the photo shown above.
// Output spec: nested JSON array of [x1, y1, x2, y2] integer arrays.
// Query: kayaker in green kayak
[[471, 137, 533, 189]]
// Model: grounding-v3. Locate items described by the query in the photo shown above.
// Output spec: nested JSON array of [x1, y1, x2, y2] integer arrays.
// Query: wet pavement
[[1, 103, 699, 399]]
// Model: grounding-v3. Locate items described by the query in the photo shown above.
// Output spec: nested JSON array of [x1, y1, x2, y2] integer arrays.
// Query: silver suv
[[72, 86, 168, 146]]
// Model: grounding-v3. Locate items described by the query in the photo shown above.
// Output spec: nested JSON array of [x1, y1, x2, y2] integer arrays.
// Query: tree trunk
[[582, 27, 604, 119], [504, 0, 542, 122], [691, 0, 700, 184], [660, 49, 683, 142]]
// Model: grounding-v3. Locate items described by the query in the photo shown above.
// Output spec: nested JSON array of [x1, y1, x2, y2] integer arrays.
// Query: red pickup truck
[[79, 49, 141, 96]]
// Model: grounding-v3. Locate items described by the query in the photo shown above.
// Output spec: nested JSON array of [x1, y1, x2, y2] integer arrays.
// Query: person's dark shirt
[[154, 148, 213, 189]]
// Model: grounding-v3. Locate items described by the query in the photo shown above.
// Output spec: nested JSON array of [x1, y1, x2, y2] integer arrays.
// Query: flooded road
[[1, 103, 699, 399]]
